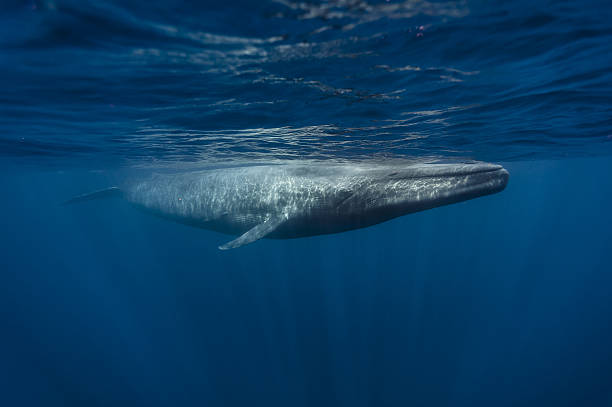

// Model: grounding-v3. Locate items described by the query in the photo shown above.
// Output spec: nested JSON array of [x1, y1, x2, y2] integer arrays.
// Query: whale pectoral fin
[[218, 215, 287, 250]]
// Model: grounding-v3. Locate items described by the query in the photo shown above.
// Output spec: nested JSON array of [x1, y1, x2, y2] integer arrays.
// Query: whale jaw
[[391, 163, 509, 214], [412, 163, 509, 207], [333, 163, 510, 230]]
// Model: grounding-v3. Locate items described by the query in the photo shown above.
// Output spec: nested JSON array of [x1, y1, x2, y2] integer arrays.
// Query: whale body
[[66, 162, 509, 249]]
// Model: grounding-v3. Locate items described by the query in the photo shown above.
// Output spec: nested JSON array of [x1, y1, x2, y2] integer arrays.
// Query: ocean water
[[1, 0, 612, 406]]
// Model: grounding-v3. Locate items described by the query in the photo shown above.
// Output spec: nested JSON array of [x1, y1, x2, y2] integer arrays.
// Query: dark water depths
[[1, 1, 612, 406]]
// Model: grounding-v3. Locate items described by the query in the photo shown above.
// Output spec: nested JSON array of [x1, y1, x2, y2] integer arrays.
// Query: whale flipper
[[219, 214, 287, 250]]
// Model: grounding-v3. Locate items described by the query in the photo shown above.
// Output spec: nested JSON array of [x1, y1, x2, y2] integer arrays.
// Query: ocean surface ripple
[[1, 0, 611, 166]]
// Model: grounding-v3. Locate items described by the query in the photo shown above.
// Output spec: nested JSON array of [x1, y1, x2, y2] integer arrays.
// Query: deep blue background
[[2, 159, 612, 406], [1, 0, 612, 405]]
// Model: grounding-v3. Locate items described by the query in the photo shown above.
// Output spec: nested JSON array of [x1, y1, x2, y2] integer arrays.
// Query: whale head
[[339, 162, 509, 222]]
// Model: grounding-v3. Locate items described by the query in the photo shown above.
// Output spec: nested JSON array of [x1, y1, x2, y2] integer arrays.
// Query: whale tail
[[63, 187, 122, 205]]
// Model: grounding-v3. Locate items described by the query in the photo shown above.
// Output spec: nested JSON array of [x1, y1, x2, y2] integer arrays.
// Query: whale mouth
[[458, 165, 510, 197], [466, 164, 504, 174], [455, 164, 509, 192], [481, 166, 510, 192], [371, 162, 509, 219], [405, 162, 510, 196], [396, 162, 508, 180], [422, 163, 510, 205]]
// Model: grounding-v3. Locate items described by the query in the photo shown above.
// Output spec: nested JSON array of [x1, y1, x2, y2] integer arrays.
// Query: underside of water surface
[[1, 0, 611, 167]]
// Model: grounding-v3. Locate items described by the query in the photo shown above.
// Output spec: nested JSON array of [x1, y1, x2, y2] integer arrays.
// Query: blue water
[[1, 0, 612, 405]]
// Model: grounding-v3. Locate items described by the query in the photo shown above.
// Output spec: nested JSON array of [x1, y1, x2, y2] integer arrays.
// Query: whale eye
[[388, 172, 399, 177]]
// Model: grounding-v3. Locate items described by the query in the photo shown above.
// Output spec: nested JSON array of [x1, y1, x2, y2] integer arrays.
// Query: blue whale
[[66, 162, 509, 249]]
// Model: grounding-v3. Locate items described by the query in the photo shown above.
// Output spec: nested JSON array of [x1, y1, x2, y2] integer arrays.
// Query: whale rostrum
[[66, 162, 509, 249]]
